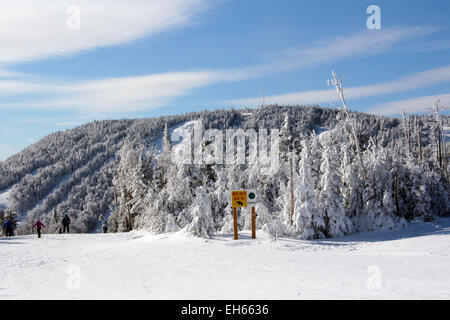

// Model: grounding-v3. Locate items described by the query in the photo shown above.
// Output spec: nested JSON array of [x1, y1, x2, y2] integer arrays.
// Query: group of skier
[[33, 214, 72, 237], [32, 214, 72, 238], [2, 214, 69, 238], [2, 213, 108, 238]]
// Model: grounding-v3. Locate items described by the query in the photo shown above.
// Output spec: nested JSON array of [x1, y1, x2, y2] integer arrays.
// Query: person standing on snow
[[102, 221, 108, 233], [62, 214, 71, 233], [33, 219, 45, 238], [3, 220, 14, 237]]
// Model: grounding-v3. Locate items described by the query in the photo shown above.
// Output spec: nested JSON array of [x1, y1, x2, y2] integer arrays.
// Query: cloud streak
[[368, 93, 450, 115], [0, 70, 233, 112], [0, 25, 441, 113], [250, 25, 437, 75], [228, 65, 450, 114], [0, 0, 212, 64]]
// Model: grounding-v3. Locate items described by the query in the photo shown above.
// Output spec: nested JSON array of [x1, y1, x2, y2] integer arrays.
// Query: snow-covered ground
[[1, 218, 449, 300]]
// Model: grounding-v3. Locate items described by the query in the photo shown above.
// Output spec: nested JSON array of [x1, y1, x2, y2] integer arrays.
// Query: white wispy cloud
[[249, 25, 438, 75], [0, 68, 26, 78], [0, 70, 228, 112], [227, 65, 450, 111], [0, 0, 212, 64], [368, 93, 450, 115], [0, 25, 441, 113], [0, 79, 55, 96]]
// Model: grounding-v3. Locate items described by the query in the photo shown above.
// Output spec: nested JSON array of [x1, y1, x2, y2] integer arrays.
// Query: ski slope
[[1, 219, 449, 300], [0, 187, 11, 209]]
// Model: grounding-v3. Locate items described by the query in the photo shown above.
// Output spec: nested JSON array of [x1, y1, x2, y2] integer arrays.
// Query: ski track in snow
[[0, 187, 11, 209], [1, 219, 449, 299], [0, 167, 44, 210]]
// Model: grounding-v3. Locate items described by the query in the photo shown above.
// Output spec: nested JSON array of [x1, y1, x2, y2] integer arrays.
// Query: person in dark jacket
[[62, 214, 70, 233], [3, 220, 14, 237], [33, 219, 46, 238], [102, 221, 108, 233]]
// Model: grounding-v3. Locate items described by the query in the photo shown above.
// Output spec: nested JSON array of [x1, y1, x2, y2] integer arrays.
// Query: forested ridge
[[0, 105, 448, 238]]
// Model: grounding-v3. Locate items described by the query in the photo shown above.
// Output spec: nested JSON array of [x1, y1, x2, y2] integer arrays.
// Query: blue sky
[[0, 0, 449, 160]]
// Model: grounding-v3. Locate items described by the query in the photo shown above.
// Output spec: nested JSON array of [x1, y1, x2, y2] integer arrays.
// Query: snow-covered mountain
[[0, 105, 448, 238]]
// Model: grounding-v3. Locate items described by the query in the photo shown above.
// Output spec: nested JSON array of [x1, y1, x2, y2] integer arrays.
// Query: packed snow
[[1, 218, 449, 299]]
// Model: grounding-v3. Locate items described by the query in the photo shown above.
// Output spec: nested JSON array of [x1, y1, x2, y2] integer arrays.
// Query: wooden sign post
[[247, 189, 257, 239], [231, 189, 258, 240], [231, 190, 247, 240], [233, 207, 238, 240], [251, 206, 256, 239]]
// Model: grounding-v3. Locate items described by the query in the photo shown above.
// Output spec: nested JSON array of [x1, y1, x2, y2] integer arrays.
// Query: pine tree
[[279, 113, 293, 163], [162, 121, 172, 155], [341, 141, 364, 231], [293, 140, 323, 239], [319, 137, 352, 237], [185, 186, 214, 238], [362, 145, 398, 231]]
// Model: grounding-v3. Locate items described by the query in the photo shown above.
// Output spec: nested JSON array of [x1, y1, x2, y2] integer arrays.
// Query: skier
[[3, 220, 14, 237], [62, 214, 70, 233], [33, 219, 45, 238], [102, 221, 108, 233]]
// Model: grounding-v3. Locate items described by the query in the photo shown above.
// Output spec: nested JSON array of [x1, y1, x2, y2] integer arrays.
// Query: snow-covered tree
[[341, 141, 364, 229], [293, 140, 323, 239], [319, 134, 352, 237], [362, 145, 398, 231], [184, 186, 214, 238]]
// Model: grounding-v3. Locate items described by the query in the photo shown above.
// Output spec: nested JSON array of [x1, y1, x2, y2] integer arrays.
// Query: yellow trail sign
[[231, 190, 247, 208]]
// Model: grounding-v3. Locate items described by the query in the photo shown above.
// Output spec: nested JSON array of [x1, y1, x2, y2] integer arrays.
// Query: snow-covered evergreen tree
[[362, 144, 398, 231], [184, 186, 214, 238], [341, 140, 364, 231], [319, 134, 352, 237], [293, 140, 323, 239]]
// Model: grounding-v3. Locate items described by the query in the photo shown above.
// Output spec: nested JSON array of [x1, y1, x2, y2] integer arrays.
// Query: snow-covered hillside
[[153, 120, 199, 152], [0, 187, 10, 209], [1, 106, 448, 237], [1, 219, 449, 299], [0, 106, 343, 233]]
